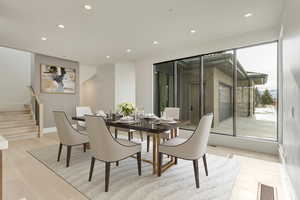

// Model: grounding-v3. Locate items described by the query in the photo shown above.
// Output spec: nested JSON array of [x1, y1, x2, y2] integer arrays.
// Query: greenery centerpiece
[[118, 102, 135, 116]]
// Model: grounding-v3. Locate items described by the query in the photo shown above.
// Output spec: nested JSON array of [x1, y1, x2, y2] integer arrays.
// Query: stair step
[[0, 105, 40, 141], [0, 114, 33, 122], [0, 125, 38, 134], [0, 110, 31, 115], [0, 120, 36, 129], [2, 131, 38, 141]]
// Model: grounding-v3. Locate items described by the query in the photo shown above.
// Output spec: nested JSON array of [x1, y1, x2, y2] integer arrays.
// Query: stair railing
[[28, 86, 44, 137]]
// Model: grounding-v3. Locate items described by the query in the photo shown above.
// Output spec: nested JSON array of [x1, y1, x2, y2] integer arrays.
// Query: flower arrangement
[[118, 102, 135, 116]]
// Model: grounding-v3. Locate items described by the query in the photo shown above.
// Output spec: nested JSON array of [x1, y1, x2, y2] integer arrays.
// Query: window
[[236, 43, 277, 140], [153, 42, 278, 141]]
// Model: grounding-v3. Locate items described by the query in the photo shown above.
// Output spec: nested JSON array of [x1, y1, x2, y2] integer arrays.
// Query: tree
[[261, 89, 274, 106]]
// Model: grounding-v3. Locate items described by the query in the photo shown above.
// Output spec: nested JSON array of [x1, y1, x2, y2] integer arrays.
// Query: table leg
[[152, 134, 161, 175], [114, 129, 118, 138], [152, 134, 157, 174], [156, 135, 160, 174]]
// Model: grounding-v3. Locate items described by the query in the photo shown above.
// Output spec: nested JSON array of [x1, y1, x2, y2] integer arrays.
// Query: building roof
[[203, 53, 268, 85]]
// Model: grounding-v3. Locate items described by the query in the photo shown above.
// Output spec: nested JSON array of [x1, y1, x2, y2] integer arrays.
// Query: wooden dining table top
[[72, 116, 185, 134]]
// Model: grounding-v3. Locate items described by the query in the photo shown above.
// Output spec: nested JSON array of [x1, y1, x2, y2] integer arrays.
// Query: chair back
[[53, 111, 81, 145], [76, 106, 93, 126], [163, 107, 180, 120], [85, 115, 120, 161], [187, 113, 213, 157]]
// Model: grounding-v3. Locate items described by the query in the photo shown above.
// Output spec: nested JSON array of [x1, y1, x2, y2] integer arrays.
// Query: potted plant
[[118, 102, 135, 116]]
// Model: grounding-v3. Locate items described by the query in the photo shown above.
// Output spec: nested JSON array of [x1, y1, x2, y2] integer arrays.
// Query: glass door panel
[[236, 42, 277, 140], [176, 57, 200, 130], [154, 62, 175, 117], [203, 51, 234, 135]]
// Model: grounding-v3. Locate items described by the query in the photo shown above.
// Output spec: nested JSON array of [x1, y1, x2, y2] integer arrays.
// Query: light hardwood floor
[[5, 133, 284, 200]]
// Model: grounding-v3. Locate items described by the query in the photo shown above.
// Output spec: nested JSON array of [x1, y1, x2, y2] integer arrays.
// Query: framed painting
[[40, 64, 76, 94]]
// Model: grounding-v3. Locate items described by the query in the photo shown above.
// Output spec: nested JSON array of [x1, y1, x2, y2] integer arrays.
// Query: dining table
[[72, 115, 184, 175]]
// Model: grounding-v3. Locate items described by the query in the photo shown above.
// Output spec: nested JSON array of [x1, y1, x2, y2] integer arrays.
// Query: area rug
[[28, 143, 239, 200]]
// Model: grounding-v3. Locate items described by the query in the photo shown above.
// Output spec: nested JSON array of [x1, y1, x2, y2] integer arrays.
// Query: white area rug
[[29, 143, 239, 200]]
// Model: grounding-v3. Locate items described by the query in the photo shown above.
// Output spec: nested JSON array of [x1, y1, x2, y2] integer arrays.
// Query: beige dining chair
[[53, 111, 89, 167], [85, 115, 142, 192], [158, 113, 213, 188], [146, 107, 180, 152], [76, 106, 93, 130]]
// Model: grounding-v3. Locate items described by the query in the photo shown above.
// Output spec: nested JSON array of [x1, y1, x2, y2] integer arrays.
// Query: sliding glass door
[[236, 43, 277, 140], [154, 62, 175, 117], [203, 51, 234, 135], [176, 57, 201, 130], [153, 42, 278, 141]]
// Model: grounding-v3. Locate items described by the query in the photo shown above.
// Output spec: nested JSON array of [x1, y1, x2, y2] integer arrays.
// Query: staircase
[[0, 106, 39, 140]]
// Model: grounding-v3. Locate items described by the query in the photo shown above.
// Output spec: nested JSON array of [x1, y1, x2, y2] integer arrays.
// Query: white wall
[[80, 64, 97, 105], [115, 62, 135, 109], [80, 62, 136, 112], [280, 0, 300, 199], [0, 47, 32, 108], [80, 64, 115, 112], [80, 64, 97, 85]]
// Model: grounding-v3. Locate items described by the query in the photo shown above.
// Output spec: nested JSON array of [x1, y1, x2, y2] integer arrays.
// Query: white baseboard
[[43, 127, 57, 134]]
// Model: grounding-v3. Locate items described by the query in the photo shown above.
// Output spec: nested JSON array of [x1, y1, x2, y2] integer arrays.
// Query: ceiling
[[0, 0, 283, 65]]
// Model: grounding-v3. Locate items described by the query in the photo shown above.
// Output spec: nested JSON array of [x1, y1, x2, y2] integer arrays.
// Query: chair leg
[[203, 154, 208, 176], [66, 145, 72, 167], [158, 152, 163, 177], [115, 129, 118, 138], [139, 131, 143, 141], [128, 132, 131, 141], [116, 161, 119, 166], [193, 159, 200, 188], [137, 152, 142, 176], [105, 162, 111, 192], [147, 135, 150, 152], [83, 143, 87, 152], [57, 143, 63, 162], [88, 157, 95, 181]]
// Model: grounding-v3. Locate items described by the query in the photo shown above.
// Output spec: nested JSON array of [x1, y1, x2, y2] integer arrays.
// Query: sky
[[236, 42, 277, 91]]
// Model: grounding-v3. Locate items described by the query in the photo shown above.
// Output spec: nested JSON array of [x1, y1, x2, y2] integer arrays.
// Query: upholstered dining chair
[[146, 107, 180, 152], [158, 113, 213, 188], [76, 106, 93, 129], [85, 115, 142, 192], [53, 111, 89, 168], [163, 107, 180, 120]]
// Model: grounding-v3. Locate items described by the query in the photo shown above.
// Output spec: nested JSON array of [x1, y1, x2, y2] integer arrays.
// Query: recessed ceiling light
[[57, 24, 65, 29], [41, 37, 47, 41], [126, 49, 132, 53], [190, 29, 196, 34], [153, 41, 159, 45], [106, 55, 110, 59], [244, 13, 253, 18], [84, 4, 92, 10]]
